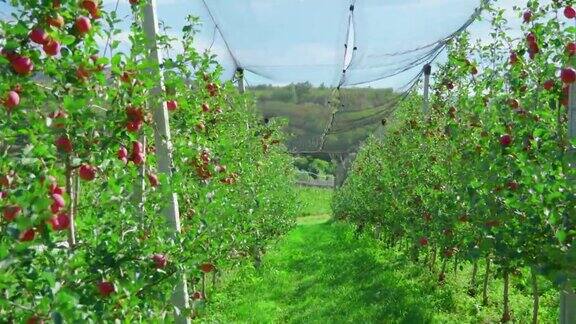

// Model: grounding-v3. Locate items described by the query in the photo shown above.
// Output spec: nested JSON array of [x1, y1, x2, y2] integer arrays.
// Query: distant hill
[[249, 83, 399, 153]]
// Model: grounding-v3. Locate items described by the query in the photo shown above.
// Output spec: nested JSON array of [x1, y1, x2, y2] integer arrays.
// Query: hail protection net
[[93, 0, 484, 153], [187, 0, 483, 153]]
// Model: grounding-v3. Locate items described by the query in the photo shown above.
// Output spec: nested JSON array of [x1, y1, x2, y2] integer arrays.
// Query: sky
[[0, 0, 557, 89]]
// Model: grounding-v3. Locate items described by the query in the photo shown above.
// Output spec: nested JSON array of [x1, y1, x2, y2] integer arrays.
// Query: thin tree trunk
[[72, 172, 80, 223], [469, 259, 479, 296], [531, 267, 539, 324], [502, 270, 511, 322], [201, 272, 206, 300], [411, 243, 419, 262], [439, 258, 447, 283], [212, 269, 218, 288], [482, 256, 491, 306], [430, 247, 437, 271]]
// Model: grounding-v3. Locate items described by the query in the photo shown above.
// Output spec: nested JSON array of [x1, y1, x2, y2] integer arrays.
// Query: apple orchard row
[[1, 0, 297, 321]]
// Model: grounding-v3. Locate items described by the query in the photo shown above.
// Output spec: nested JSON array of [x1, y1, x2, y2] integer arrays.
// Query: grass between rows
[[198, 188, 558, 323], [295, 186, 333, 217]]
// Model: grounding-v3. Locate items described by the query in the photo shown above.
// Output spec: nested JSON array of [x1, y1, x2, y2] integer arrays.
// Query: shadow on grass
[[275, 223, 434, 323], [206, 222, 438, 323]]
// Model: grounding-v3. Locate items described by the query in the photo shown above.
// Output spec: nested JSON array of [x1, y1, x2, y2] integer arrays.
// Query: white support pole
[[422, 64, 431, 115], [142, 1, 190, 322], [561, 83, 576, 324], [237, 67, 245, 93]]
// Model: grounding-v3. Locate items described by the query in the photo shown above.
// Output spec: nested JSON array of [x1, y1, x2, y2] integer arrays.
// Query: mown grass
[[295, 186, 332, 217], [201, 219, 558, 323], [200, 188, 557, 323]]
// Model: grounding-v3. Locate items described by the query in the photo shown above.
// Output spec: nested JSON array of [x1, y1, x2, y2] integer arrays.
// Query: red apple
[[50, 213, 70, 231], [418, 237, 429, 246], [470, 66, 478, 75], [166, 100, 178, 112], [4, 91, 20, 109], [76, 66, 91, 80], [11, 56, 34, 75], [523, 10, 532, 23], [192, 291, 204, 300], [81, 0, 100, 19], [132, 141, 143, 154], [561, 67, 576, 84], [43, 39, 60, 56], [118, 147, 128, 163], [79, 164, 96, 181], [51, 193, 65, 209], [507, 180, 519, 191], [528, 42, 539, 59], [49, 183, 64, 195], [147, 173, 159, 187], [3, 205, 21, 221], [1, 48, 18, 61], [201, 103, 210, 112], [26, 316, 44, 324], [47, 14, 65, 28], [543, 79, 555, 91], [126, 120, 142, 132], [151, 254, 167, 268], [75, 16, 92, 34], [509, 52, 518, 65], [500, 134, 512, 147], [508, 99, 519, 109], [20, 228, 35, 242], [50, 202, 61, 214], [120, 71, 133, 83], [55, 136, 73, 153], [526, 32, 536, 44], [129, 0, 139, 4], [565, 6, 576, 19], [567, 43, 576, 56], [29, 28, 49, 45], [126, 106, 144, 122], [97, 281, 115, 297], [131, 152, 145, 165], [199, 262, 215, 273]]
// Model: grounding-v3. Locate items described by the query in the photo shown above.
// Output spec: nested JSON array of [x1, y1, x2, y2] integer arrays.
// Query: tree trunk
[[430, 247, 437, 271], [531, 267, 539, 324], [439, 258, 447, 283], [501, 270, 511, 322], [411, 243, 419, 263], [482, 256, 491, 306], [468, 259, 478, 296], [201, 272, 206, 301]]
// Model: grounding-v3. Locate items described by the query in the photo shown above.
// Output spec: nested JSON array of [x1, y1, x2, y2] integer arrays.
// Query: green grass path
[[203, 217, 440, 323], [202, 187, 557, 323]]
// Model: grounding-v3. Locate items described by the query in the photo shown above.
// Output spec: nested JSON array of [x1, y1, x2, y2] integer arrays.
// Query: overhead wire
[[217, 0, 488, 154], [201, 0, 242, 70]]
